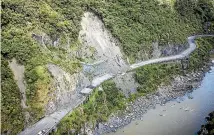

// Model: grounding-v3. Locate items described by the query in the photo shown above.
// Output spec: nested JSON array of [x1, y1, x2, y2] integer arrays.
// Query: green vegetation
[[84, 0, 213, 62], [189, 37, 214, 70], [198, 111, 214, 135], [55, 37, 213, 135], [54, 80, 126, 134], [175, 0, 214, 33], [1, 57, 24, 134], [134, 63, 181, 98], [1, 0, 214, 134], [88, 0, 202, 61], [1, 0, 82, 130], [133, 37, 214, 99]]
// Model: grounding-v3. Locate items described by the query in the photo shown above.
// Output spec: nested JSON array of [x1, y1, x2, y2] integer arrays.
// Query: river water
[[112, 60, 214, 135]]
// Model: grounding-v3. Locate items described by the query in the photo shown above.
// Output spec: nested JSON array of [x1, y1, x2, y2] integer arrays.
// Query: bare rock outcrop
[[78, 12, 129, 76], [8, 58, 30, 127], [46, 64, 90, 114], [78, 12, 138, 95]]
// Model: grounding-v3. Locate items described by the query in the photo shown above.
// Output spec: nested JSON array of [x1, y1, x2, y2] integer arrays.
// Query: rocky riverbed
[[93, 61, 214, 135]]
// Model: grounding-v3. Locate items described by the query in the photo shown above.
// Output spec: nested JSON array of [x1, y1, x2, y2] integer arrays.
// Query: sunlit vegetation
[[53, 80, 126, 134], [1, 0, 82, 132], [1, 0, 214, 134], [55, 37, 213, 135], [1, 57, 25, 134], [134, 37, 214, 99], [188, 37, 214, 70], [135, 63, 180, 94], [88, 0, 203, 61]]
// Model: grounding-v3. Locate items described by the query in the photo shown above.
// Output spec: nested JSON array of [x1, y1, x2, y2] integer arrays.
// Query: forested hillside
[[1, 57, 24, 134], [1, 0, 214, 134], [54, 37, 214, 135]]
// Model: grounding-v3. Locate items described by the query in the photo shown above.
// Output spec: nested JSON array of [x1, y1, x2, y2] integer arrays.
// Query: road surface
[[19, 35, 213, 135], [130, 35, 214, 69]]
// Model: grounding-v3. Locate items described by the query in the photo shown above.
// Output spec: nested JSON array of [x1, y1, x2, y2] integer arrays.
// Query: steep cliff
[[1, 0, 214, 134]]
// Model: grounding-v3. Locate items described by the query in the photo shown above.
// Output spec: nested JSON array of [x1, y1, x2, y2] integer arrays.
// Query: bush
[[54, 80, 126, 134], [1, 57, 24, 134], [2, 0, 214, 134]]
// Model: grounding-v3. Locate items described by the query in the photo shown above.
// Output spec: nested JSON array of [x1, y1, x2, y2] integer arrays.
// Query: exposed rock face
[[8, 58, 30, 127], [32, 33, 70, 50], [151, 42, 188, 59], [9, 59, 27, 108], [78, 12, 129, 76], [46, 64, 90, 114], [78, 12, 138, 95], [32, 33, 52, 48], [136, 42, 188, 63], [152, 42, 162, 59], [113, 72, 139, 97], [77, 12, 189, 97], [93, 62, 213, 135], [160, 43, 188, 57]]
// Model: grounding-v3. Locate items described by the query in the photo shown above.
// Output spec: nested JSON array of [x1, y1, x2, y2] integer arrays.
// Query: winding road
[[130, 35, 213, 69], [19, 35, 214, 135]]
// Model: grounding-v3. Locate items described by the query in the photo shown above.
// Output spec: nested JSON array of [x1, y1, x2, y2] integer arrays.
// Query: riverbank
[[198, 111, 214, 135], [94, 60, 214, 134], [51, 37, 213, 135]]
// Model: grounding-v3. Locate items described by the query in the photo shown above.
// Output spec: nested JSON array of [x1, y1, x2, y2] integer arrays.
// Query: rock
[[184, 108, 190, 111], [188, 95, 193, 99], [46, 64, 83, 114], [156, 92, 161, 96], [187, 85, 193, 90], [92, 59, 212, 135], [159, 114, 166, 117], [161, 103, 165, 106]]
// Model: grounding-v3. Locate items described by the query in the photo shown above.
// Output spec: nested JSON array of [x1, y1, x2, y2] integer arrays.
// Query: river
[[111, 60, 214, 135]]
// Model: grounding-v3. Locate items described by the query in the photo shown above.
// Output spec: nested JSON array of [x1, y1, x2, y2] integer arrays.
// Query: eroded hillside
[[1, 0, 214, 134]]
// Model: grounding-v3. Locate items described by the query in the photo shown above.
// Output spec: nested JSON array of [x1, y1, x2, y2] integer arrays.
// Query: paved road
[[19, 35, 213, 135], [91, 74, 115, 87], [19, 94, 86, 135], [130, 35, 214, 69]]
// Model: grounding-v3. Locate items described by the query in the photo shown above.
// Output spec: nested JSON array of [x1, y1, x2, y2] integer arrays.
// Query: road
[[130, 35, 214, 69], [19, 95, 86, 135], [19, 35, 213, 135]]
